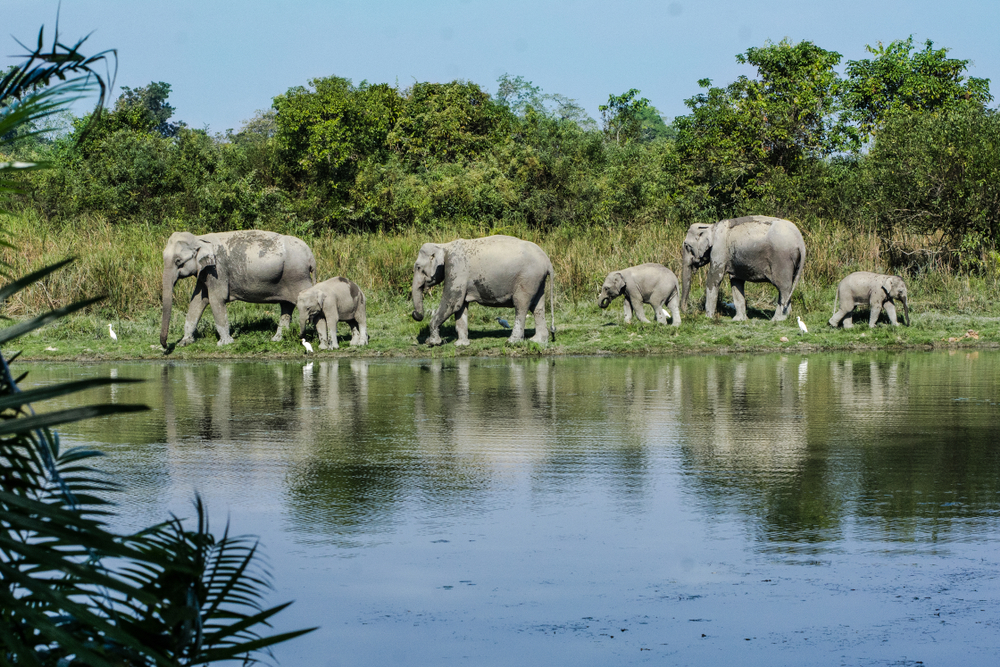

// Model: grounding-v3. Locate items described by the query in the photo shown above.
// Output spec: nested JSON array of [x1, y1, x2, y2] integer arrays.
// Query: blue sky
[[6, 0, 999, 133]]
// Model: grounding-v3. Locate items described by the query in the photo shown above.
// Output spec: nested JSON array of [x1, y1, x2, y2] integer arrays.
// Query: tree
[[599, 89, 650, 145], [843, 36, 993, 138], [673, 39, 856, 210], [388, 80, 511, 166]]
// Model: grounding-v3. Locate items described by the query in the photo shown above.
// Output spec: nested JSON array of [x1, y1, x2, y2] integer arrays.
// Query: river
[[23, 351, 1000, 666]]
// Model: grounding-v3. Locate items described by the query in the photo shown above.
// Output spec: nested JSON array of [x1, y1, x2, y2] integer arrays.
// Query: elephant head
[[160, 232, 215, 347], [297, 289, 324, 336], [883, 275, 910, 326], [598, 272, 626, 309], [410, 243, 446, 322], [680, 224, 713, 312]]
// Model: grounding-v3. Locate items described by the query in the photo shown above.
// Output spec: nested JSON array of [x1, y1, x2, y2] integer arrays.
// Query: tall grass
[[3, 210, 998, 321]]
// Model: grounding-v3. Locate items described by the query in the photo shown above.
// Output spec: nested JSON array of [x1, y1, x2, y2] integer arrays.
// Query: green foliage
[[843, 36, 993, 138], [388, 80, 512, 166], [1, 25, 313, 666], [599, 89, 651, 145], [860, 107, 1000, 267], [673, 39, 857, 214]]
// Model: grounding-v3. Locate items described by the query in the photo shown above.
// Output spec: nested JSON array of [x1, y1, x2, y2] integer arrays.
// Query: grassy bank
[[3, 211, 999, 360]]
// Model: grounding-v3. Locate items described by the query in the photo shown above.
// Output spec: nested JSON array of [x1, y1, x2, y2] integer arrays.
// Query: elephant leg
[[208, 298, 233, 346], [829, 305, 850, 328], [868, 301, 883, 328], [622, 298, 633, 325], [272, 301, 295, 342], [348, 319, 361, 346], [730, 278, 748, 321], [667, 292, 681, 327], [771, 283, 791, 322], [883, 301, 899, 326], [427, 299, 459, 346], [627, 286, 650, 323], [454, 303, 471, 346], [529, 297, 549, 344], [509, 292, 530, 343], [317, 317, 335, 349], [704, 269, 724, 318], [843, 313, 854, 329], [352, 307, 368, 346], [179, 287, 211, 346]]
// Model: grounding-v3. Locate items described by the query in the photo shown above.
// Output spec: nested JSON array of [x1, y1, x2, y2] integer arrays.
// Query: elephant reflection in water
[[413, 358, 557, 468], [828, 357, 907, 431], [679, 356, 810, 476]]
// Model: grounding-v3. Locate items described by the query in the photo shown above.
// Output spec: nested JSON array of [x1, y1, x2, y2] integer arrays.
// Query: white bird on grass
[[496, 317, 511, 329], [108, 323, 118, 342], [797, 316, 808, 334], [301, 338, 313, 354]]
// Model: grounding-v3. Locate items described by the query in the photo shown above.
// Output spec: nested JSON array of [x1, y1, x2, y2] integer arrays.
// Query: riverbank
[[10, 300, 998, 362], [3, 213, 999, 361]]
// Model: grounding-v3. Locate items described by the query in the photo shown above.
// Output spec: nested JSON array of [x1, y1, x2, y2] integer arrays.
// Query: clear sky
[[6, 0, 999, 133]]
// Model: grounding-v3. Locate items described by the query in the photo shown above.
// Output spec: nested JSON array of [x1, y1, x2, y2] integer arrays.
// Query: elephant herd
[[159, 217, 909, 350]]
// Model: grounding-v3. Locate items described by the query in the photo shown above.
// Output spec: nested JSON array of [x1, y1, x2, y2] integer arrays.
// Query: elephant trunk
[[680, 249, 694, 313], [160, 268, 177, 347], [598, 294, 611, 309], [902, 296, 910, 326], [299, 310, 309, 338], [411, 273, 425, 321]]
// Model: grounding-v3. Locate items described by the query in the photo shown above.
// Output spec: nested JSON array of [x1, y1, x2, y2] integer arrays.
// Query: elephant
[[598, 263, 681, 326], [828, 271, 910, 328], [297, 277, 368, 349], [410, 235, 555, 347], [681, 215, 805, 322], [160, 230, 315, 347]]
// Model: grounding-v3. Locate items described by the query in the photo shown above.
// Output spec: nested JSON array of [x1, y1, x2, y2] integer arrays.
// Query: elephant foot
[[217, 337, 234, 346], [270, 334, 284, 342], [454, 339, 471, 347], [732, 314, 748, 322], [177, 337, 194, 347], [771, 311, 790, 322], [319, 342, 330, 350], [530, 335, 549, 345], [426, 335, 443, 347]]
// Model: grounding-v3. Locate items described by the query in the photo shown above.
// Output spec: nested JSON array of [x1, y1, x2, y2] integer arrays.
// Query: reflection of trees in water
[[30, 352, 1000, 548], [676, 352, 1000, 547]]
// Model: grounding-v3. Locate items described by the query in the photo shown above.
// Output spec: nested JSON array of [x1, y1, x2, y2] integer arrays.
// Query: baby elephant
[[598, 263, 681, 326], [297, 277, 369, 349], [829, 271, 910, 329]]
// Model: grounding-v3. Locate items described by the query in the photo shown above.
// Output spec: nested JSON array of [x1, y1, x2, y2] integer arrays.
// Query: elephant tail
[[832, 289, 838, 316], [548, 264, 557, 342], [790, 245, 805, 299]]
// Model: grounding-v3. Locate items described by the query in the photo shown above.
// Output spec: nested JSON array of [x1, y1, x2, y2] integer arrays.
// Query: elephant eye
[[175, 257, 183, 266]]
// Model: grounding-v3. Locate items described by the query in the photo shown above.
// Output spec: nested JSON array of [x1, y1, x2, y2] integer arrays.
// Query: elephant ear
[[195, 238, 216, 270], [611, 272, 626, 293]]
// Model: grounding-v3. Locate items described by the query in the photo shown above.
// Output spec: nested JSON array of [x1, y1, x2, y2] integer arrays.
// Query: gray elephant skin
[[160, 230, 315, 347], [829, 271, 910, 328], [598, 263, 681, 326], [681, 215, 806, 321], [297, 277, 369, 349], [411, 235, 555, 346]]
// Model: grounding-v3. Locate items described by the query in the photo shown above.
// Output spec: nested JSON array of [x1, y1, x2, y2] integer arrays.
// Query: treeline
[[6, 37, 1000, 271]]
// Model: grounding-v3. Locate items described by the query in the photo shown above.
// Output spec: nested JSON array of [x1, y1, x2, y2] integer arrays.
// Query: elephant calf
[[297, 277, 368, 349], [598, 263, 681, 326], [829, 271, 910, 329]]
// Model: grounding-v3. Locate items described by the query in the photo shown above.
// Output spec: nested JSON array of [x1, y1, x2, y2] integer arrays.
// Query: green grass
[[3, 210, 999, 360]]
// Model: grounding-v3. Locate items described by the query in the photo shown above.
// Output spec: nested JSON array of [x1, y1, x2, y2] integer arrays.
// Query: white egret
[[108, 323, 118, 342], [301, 338, 313, 354], [797, 316, 808, 334]]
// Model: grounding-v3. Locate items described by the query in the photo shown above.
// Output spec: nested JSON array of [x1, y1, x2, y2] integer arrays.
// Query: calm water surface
[[23, 351, 1000, 666]]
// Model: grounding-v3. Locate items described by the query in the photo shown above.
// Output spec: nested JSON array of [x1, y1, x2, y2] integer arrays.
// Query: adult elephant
[[410, 235, 555, 347], [681, 215, 805, 321], [160, 230, 315, 347]]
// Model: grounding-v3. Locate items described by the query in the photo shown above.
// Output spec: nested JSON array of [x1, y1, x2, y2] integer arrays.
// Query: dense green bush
[[6, 36, 998, 264]]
